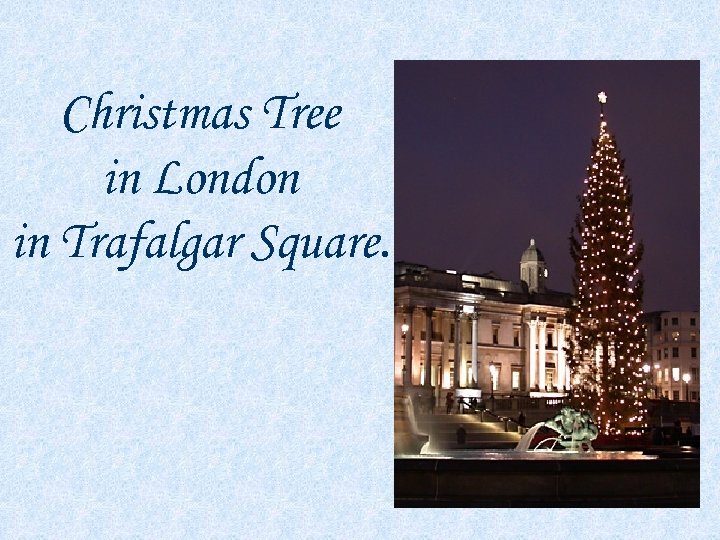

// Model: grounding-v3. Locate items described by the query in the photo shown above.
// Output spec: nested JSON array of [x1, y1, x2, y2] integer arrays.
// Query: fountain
[[515, 406, 598, 453], [394, 387, 429, 455], [396, 405, 699, 506]]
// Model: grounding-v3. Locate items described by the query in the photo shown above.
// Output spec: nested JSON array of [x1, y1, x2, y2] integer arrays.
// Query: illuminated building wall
[[394, 239, 573, 398], [643, 311, 700, 401]]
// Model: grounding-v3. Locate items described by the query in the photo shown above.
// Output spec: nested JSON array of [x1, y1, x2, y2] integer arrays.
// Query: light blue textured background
[[0, 1, 713, 538]]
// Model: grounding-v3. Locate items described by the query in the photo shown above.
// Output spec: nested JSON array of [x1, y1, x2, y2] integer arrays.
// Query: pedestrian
[[445, 391, 454, 414], [456, 424, 467, 445], [518, 410, 526, 427]]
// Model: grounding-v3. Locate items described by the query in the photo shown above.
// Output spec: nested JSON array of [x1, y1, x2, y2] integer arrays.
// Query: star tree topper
[[598, 91, 607, 114]]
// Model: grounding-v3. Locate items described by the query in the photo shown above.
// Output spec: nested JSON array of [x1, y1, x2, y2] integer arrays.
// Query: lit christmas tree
[[567, 91, 647, 435]]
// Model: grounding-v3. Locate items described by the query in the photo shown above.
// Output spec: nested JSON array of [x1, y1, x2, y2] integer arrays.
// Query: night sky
[[395, 61, 699, 313]]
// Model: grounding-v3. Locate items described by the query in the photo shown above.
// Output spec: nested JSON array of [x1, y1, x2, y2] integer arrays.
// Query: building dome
[[521, 238, 545, 263]]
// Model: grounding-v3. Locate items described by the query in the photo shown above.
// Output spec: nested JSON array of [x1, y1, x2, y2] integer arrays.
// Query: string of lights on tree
[[567, 91, 647, 435]]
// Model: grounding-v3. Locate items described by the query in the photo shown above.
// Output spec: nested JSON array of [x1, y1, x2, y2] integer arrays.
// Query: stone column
[[470, 312, 478, 387], [403, 306, 414, 387], [528, 319, 537, 390], [438, 349, 444, 394], [538, 321, 546, 391], [557, 323, 566, 391], [440, 317, 448, 388], [424, 307, 433, 387], [453, 307, 462, 388]]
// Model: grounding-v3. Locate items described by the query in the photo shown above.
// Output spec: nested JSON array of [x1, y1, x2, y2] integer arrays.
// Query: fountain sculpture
[[515, 406, 598, 452]]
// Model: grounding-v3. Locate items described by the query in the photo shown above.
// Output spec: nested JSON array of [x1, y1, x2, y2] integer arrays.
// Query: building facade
[[644, 311, 700, 401], [394, 240, 573, 400]]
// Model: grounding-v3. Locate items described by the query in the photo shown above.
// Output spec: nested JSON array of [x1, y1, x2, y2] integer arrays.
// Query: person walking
[[445, 391, 454, 414]]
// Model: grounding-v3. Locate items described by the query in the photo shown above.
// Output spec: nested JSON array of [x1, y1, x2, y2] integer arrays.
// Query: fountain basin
[[413, 449, 657, 460], [395, 450, 699, 507]]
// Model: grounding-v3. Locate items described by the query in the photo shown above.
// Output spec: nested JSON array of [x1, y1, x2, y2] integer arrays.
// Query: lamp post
[[489, 362, 497, 403], [401, 323, 409, 387], [682, 372, 691, 401]]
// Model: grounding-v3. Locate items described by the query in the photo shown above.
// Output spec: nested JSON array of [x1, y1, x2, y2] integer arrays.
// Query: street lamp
[[682, 372, 691, 401], [489, 362, 497, 401], [401, 323, 409, 387]]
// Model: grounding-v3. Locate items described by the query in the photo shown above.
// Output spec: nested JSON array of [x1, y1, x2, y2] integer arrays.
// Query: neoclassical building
[[394, 239, 573, 400]]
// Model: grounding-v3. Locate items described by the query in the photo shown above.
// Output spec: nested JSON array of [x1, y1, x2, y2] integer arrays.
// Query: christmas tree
[[567, 91, 647, 435]]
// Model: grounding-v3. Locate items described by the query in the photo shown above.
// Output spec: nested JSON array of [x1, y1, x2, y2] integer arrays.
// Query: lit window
[[672, 367, 680, 382], [657, 370, 662, 383], [664, 368, 669, 382], [512, 371, 520, 390], [545, 369, 554, 391]]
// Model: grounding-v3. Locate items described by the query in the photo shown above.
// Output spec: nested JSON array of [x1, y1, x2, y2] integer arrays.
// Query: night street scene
[[393, 61, 699, 507]]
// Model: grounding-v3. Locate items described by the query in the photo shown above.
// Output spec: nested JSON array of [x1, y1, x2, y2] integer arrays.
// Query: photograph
[[393, 61, 699, 507]]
